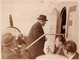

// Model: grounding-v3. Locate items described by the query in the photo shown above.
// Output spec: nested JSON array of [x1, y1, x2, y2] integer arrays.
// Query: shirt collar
[[69, 53, 76, 60]]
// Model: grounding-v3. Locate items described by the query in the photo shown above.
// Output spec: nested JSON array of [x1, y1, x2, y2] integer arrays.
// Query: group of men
[[1, 15, 79, 59]]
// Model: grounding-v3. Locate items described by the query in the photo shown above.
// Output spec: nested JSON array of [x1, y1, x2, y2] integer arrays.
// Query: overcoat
[[27, 22, 45, 59], [2, 47, 21, 59]]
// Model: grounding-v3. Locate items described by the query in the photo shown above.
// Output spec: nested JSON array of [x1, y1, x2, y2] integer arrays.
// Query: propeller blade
[[9, 14, 13, 27]]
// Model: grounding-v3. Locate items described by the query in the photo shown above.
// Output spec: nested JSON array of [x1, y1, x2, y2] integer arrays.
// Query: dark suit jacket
[[27, 22, 45, 59], [72, 52, 79, 59]]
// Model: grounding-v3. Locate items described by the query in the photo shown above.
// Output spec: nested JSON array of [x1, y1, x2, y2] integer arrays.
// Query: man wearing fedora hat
[[1, 33, 22, 59], [1, 31, 30, 59], [27, 15, 48, 59]]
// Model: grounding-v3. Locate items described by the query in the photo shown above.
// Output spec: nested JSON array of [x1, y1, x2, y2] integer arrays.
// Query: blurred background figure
[[1, 28, 29, 59], [63, 40, 79, 59], [53, 35, 66, 56], [44, 35, 66, 56], [16, 33, 26, 48], [1, 33, 21, 59], [16, 33, 30, 59]]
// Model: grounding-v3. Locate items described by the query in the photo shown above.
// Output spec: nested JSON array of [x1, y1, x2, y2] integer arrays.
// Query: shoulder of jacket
[[33, 22, 41, 28]]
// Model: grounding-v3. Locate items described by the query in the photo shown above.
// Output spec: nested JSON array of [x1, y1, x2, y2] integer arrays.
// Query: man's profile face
[[41, 20, 46, 26]]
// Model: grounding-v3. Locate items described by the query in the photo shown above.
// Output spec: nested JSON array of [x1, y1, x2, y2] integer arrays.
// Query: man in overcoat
[[27, 15, 48, 59], [1, 32, 29, 59], [1, 33, 21, 59]]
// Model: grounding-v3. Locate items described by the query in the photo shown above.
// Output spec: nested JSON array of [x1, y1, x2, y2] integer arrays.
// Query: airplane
[[43, 1, 79, 53]]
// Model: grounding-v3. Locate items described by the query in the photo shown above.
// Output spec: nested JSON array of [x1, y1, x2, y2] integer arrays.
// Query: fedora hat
[[2, 33, 15, 46], [37, 15, 48, 21]]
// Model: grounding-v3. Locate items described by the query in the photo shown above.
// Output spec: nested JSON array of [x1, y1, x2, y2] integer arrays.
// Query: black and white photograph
[[1, 0, 79, 60]]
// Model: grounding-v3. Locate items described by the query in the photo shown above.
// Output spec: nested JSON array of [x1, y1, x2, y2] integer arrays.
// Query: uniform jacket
[[27, 22, 45, 59]]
